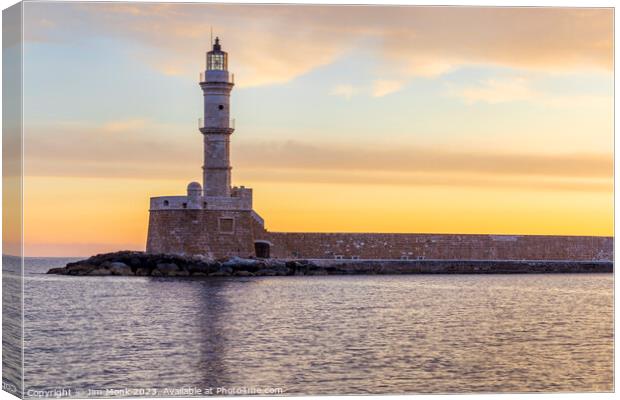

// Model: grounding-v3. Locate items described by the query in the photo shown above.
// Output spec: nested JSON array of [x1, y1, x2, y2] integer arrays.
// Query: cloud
[[23, 4, 612, 90], [237, 168, 612, 193], [24, 119, 201, 180], [329, 84, 358, 99], [447, 76, 534, 104], [330, 80, 406, 98], [101, 118, 148, 133], [446, 76, 612, 107], [379, 7, 613, 77], [372, 79, 405, 97], [155, 63, 185, 76], [22, 117, 612, 194], [232, 140, 612, 193], [233, 140, 612, 179]]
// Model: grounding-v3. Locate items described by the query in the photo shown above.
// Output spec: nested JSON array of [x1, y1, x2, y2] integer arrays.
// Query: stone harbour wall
[[260, 232, 613, 261], [147, 209, 613, 261]]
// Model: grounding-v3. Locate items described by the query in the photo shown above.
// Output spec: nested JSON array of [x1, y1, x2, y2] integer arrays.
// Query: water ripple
[[19, 259, 613, 395]]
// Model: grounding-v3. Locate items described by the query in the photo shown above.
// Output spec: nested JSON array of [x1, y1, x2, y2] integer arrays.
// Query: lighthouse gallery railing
[[199, 72, 235, 84]]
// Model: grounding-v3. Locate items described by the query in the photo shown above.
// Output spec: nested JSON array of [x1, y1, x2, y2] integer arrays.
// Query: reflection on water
[[21, 258, 613, 395]]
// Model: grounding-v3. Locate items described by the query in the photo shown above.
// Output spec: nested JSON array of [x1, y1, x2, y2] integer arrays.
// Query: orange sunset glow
[[11, 4, 613, 256]]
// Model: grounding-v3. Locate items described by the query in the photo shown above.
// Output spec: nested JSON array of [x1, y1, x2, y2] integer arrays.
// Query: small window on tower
[[219, 218, 234, 233], [218, 105, 224, 110]]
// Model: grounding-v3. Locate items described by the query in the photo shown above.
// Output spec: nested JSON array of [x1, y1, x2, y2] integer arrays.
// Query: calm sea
[[4, 257, 614, 395]]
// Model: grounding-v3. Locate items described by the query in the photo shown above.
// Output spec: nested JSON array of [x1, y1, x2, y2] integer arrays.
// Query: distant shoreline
[[45, 251, 613, 277]]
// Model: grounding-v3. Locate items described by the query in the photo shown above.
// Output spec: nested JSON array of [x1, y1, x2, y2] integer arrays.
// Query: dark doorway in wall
[[254, 242, 270, 258]]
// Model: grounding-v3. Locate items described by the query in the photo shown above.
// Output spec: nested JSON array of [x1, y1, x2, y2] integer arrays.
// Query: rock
[[190, 254, 214, 262], [307, 269, 328, 275], [107, 262, 132, 276], [67, 263, 91, 271], [264, 259, 287, 269], [222, 256, 259, 268], [218, 265, 233, 275], [156, 263, 179, 275], [285, 260, 311, 274], [255, 268, 277, 276], [66, 264, 96, 275], [233, 270, 254, 277], [208, 271, 230, 277], [88, 268, 111, 276], [46, 250, 614, 278], [135, 267, 150, 276], [153, 263, 190, 277], [273, 265, 291, 276], [187, 263, 217, 275]]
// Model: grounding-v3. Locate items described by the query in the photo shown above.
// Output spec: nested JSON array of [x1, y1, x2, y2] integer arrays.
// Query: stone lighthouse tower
[[146, 37, 270, 259], [200, 37, 234, 197]]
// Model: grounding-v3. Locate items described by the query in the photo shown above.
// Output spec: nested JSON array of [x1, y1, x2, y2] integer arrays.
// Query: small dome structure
[[187, 181, 202, 197]]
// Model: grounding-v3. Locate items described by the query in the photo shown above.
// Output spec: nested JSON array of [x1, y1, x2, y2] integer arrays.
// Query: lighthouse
[[147, 37, 266, 259], [199, 37, 234, 197]]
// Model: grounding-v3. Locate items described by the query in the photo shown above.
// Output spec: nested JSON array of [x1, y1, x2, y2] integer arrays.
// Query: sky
[[12, 3, 614, 256]]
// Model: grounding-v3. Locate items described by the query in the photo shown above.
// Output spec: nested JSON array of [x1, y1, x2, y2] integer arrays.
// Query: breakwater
[[147, 208, 613, 260], [46, 251, 612, 277]]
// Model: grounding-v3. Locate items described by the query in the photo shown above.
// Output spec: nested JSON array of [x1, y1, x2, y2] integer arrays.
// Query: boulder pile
[[46, 251, 335, 277], [46, 250, 613, 277]]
